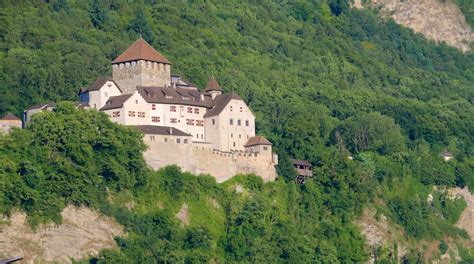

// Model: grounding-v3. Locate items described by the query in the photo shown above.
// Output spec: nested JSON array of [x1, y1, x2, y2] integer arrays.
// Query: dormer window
[[165, 95, 173, 99]]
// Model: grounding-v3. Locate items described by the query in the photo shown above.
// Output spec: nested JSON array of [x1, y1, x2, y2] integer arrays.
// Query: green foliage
[[0, 0, 473, 261]]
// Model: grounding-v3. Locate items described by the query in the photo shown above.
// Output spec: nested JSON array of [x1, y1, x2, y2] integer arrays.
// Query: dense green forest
[[0, 0, 473, 262]]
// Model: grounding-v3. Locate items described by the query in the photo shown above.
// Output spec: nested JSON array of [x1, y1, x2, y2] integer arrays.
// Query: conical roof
[[204, 76, 222, 92], [112, 38, 171, 64]]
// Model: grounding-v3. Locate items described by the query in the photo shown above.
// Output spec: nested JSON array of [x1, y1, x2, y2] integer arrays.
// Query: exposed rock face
[[354, 0, 473, 52], [449, 187, 474, 240], [0, 206, 123, 264], [175, 203, 190, 226]]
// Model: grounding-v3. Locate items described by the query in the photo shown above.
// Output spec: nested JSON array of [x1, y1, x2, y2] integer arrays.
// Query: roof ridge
[[112, 38, 171, 64]]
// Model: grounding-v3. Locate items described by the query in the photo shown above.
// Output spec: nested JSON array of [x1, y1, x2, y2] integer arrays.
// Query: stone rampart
[[143, 140, 277, 182]]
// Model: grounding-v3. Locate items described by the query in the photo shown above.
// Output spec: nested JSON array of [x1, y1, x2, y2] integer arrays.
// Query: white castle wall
[[142, 137, 277, 182]]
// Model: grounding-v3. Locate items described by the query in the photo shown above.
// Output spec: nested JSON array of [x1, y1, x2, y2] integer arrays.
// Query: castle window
[[239, 134, 241, 139], [212, 119, 215, 125], [177, 138, 181, 144], [186, 119, 194, 125], [201, 134, 203, 139], [150, 135, 155, 141], [187, 107, 193, 113], [164, 138, 168, 142], [230, 106, 233, 111], [152, 104, 156, 110], [136, 100, 138, 104], [112, 111, 120, 117], [230, 119, 233, 125], [263, 147, 268, 150], [240, 107, 243, 112], [196, 120, 204, 126], [237, 119, 241, 126], [104, 92, 108, 97], [170, 118, 177, 123], [138, 112, 145, 118], [194, 108, 199, 114], [196, 134, 199, 139], [184, 139, 188, 144], [233, 142, 236, 147], [152, 116, 160, 122], [245, 120, 249, 126], [231, 133, 233, 138], [170, 106, 176, 112], [128, 111, 136, 117]]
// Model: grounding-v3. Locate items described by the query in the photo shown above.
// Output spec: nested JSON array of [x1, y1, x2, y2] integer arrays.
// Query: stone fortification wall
[[113, 60, 171, 94], [143, 140, 277, 182]]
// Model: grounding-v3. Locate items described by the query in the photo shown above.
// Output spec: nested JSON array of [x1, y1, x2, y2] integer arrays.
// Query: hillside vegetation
[[0, 0, 473, 262]]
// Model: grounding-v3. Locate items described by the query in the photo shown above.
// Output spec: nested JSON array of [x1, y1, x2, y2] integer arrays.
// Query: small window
[[240, 107, 243, 112], [239, 134, 241, 139], [212, 119, 215, 125], [104, 92, 108, 97], [263, 147, 268, 150], [184, 139, 188, 144], [245, 120, 249, 126], [231, 133, 233, 138], [170, 118, 177, 123], [152, 116, 160, 122], [201, 134, 203, 139], [164, 138, 168, 142], [170, 106, 176, 112], [177, 138, 181, 144], [196, 120, 204, 126], [237, 119, 241, 126], [113, 111, 120, 117], [186, 119, 194, 125], [136, 100, 138, 104], [196, 134, 199, 139], [152, 104, 156, 110], [230, 119, 233, 125], [128, 111, 136, 117], [150, 135, 155, 141], [138, 112, 145, 118], [187, 107, 193, 113], [194, 108, 199, 114], [233, 142, 236, 147], [230, 106, 233, 111]]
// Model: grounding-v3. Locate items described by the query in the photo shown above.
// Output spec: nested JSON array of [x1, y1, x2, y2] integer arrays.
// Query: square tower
[[112, 38, 171, 94]]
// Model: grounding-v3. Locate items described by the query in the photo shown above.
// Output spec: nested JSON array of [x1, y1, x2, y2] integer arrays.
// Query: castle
[[25, 38, 277, 182]]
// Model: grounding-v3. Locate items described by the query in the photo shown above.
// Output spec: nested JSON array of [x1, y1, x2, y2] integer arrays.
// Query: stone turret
[[112, 38, 171, 94]]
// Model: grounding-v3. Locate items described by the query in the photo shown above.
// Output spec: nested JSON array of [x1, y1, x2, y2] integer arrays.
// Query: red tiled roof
[[1, 112, 21, 121], [112, 38, 171, 64], [204, 76, 222, 92], [244, 136, 272, 147]]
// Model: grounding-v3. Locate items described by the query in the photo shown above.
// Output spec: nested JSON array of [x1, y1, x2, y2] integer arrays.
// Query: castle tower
[[112, 38, 171, 94], [204, 76, 222, 100]]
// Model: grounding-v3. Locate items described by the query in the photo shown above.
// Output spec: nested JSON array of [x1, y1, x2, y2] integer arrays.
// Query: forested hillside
[[0, 0, 473, 262]]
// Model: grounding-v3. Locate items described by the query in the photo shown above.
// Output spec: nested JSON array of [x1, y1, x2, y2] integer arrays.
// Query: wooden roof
[[112, 38, 171, 64], [291, 159, 312, 167]]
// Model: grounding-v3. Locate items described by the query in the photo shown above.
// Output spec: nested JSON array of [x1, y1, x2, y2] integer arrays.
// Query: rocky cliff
[[353, 0, 473, 52], [0, 206, 123, 263]]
